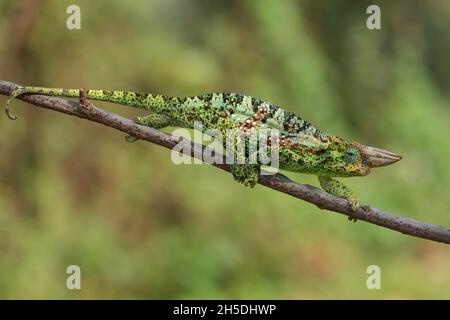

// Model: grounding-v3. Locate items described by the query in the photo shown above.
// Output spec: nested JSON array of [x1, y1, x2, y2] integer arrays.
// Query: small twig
[[1, 79, 449, 245], [79, 88, 90, 109]]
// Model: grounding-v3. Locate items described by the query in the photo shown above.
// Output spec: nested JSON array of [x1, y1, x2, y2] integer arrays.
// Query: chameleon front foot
[[318, 176, 360, 211], [230, 164, 260, 188]]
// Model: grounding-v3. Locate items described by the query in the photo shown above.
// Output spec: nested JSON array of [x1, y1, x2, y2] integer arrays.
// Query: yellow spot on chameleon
[[345, 164, 359, 173]]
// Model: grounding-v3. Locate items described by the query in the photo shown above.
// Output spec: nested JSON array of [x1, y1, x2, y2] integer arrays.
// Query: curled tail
[[5, 86, 79, 119], [4, 85, 177, 120]]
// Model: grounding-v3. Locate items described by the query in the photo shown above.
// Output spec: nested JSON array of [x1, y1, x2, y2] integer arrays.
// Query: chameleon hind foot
[[230, 163, 260, 188], [126, 114, 172, 142], [318, 176, 360, 211]]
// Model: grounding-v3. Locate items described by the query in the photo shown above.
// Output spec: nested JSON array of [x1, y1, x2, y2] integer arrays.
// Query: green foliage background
[[0, 0, 449, 298]]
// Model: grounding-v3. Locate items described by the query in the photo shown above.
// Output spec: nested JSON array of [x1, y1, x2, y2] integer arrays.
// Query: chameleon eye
[[344, 148, 359, 164]]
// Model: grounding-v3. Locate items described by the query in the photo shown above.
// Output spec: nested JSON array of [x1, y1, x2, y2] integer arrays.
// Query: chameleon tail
[[5, 86, 80, 120], [4, 86, 175, 120]]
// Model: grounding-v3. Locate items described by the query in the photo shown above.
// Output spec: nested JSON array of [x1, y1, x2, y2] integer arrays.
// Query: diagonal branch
[[1, 79, 449, 245]]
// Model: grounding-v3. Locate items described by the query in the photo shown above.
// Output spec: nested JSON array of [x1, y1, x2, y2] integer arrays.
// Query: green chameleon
[[4, 86, 401, 210]]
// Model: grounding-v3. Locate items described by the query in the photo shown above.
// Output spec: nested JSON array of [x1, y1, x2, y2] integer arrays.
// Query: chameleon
[[4, 85, 402, 210]]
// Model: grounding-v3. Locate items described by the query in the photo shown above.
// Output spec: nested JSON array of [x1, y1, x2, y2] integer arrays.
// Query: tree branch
[[1, 79, 449, 245]]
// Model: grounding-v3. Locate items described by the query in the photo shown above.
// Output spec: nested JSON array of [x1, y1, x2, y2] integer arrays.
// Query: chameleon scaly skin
[[4, 86, 402, 210]]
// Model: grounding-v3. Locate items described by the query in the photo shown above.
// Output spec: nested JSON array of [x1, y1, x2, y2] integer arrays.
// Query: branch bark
[[1, 79, 449, 245]]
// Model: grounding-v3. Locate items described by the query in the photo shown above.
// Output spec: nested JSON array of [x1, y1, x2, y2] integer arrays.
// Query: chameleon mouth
[[361, 146, 402, 168]]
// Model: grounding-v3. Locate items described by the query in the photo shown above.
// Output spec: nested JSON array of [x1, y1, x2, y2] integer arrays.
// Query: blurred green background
[[0, 0, 449, 299]]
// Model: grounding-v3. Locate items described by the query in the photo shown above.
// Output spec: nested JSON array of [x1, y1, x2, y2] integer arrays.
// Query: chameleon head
[[322, 136, 402, 177]]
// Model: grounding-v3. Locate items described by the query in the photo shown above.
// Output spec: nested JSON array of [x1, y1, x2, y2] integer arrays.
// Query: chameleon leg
[[126, 114, 173, 142], [135, 114, 173, 128], [230, 163, 260, 187], [318, 176, 360, 211]]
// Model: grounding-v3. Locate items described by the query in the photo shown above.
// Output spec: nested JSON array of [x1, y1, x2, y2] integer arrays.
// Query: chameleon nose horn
[[361, 145, 402, 168]]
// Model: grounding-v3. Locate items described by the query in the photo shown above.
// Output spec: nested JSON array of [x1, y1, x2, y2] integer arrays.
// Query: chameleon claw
[[349, 198, 360, 212], [230, 163, 260, 187], [347, 198, 360, 221]]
